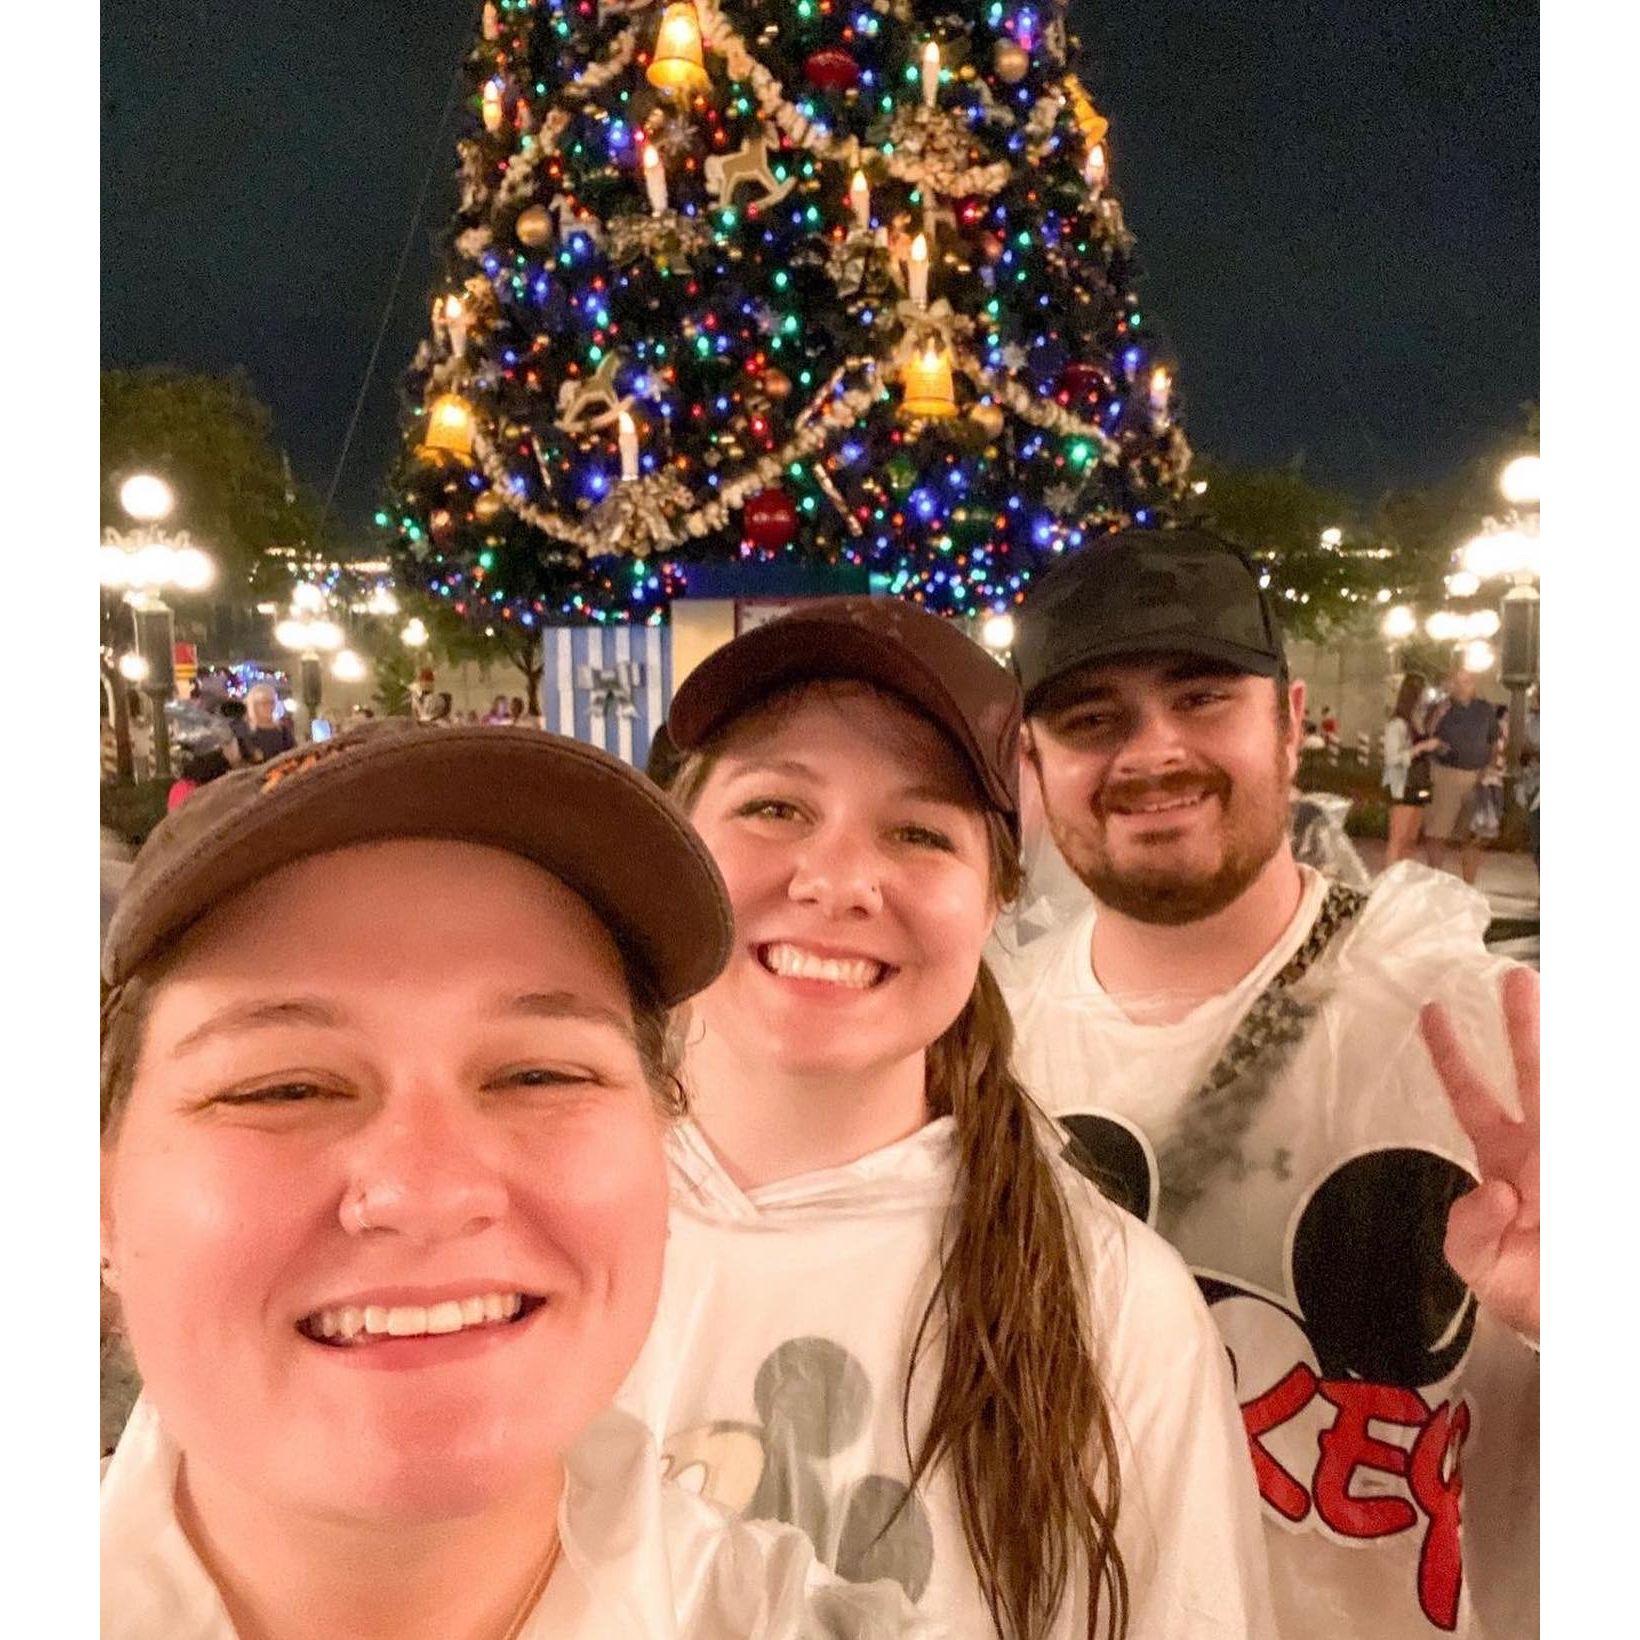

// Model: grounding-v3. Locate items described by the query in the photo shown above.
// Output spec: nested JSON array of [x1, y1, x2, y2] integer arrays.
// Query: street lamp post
[[1459, 455, 1540, 801], [275, 601, 345, 740], [100, 474, 215, 783]]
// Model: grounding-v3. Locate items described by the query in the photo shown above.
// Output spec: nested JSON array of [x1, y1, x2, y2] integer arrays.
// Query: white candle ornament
[[909, 232, 929, 308], [921, 42, 940, 108], [442, 295, 469, 360], [618, 410, 640, 481], [1084, 142, 1107, 192], [642, 144, 668, 214], [1148, 367, 1172, 419], [850, 169, 871, 231]]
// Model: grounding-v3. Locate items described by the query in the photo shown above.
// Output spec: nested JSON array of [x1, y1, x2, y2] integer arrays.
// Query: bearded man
[[995, 528, 1539, 1640]]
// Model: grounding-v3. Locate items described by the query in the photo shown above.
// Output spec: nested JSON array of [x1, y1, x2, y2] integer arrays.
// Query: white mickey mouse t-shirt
[[619, 1115, 1274, 1638], [996, 863, 1540, 1640]]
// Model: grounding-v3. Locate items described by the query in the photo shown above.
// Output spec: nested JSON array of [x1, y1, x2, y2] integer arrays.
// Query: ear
[[1287, 676, 1307, 736], [1283, 677, 1307, 779], [100, 1154, 121, 1294]]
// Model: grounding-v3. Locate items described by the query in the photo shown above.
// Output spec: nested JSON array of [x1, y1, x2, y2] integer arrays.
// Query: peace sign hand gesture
[[1419, 966, 1540, 1344]]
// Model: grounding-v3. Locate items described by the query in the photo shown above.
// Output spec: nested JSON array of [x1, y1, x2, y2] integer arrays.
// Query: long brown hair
[[671, 686, 1128, 1639], [1391, 672, 1427, 729]]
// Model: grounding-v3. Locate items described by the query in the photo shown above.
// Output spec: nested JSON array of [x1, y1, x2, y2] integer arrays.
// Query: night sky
[[101, 0, 1538, 538]]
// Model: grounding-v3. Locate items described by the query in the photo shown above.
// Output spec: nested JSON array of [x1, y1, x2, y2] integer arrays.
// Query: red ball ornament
[[1058, 362, 1103, 401], [805, 49, 861, 93], [744, 487, 798, 549]]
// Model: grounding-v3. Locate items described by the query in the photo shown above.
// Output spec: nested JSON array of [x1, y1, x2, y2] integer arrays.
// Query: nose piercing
[[342, 1182, 401, 1234]]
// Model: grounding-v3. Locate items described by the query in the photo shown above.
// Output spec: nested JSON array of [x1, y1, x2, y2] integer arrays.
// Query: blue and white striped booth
[[539, 625, 674, 771]]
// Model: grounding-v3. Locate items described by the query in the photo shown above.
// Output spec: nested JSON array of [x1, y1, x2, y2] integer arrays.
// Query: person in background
[[1382, 673, 1444, 867], [484, 693, 514, 725], [1319, 706, 1340, 759], [509, 696, 528, 725], [998, 528, 1539, 1640], [1466, 706, 1510, 849], [1424, 669, 1501, 886], [240, 683, 296, 763], [1519, 691, 1540, 873]]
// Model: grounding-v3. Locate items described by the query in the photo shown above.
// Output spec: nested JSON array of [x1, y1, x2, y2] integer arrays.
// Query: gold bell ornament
[[419, 394, 478, 464], [901, 341, 957, 420], [647, 3, 710, 98]]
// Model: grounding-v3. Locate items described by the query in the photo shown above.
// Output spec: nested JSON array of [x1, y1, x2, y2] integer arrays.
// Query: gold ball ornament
[[970, 401, 1005, 438], [515, 205, 553, 248], [763, 367, 793, 400], [994, 41, 1029, 84], [473, 490, 505, 523]]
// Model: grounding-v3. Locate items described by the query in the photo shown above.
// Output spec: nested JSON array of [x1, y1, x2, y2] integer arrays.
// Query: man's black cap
[[1013, 526, 1286, 712]]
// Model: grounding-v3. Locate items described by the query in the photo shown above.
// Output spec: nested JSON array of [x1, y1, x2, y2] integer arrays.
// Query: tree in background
[[1183, 454, 1389, 643], [101, 369, 327, 602], [382, 0, 1189, 630]]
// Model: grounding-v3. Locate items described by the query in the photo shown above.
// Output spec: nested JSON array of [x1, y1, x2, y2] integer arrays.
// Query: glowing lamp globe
[[1499, 455, 1540, 507], [420, 393, 478, 464], [332, 649, 368, 684], [647, 4, 709, 98], [117, 652, 151, 683], [1462, 640, 1496, 674], [1445, 570, 1481, 598], [133, 542, 179, 588], [1424, 611, 1465, 642], [100, 545, 134, 589], [1461, 528, 1537, 582], [170, 547, 216, 592], [1381, 605, 1417, 641], [119, 473, 175, 522]]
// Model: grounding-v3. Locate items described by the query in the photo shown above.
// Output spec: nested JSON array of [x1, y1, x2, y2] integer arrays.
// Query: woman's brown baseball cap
[[666, 596, 1021, 828], [102, 721, 734, 1007]]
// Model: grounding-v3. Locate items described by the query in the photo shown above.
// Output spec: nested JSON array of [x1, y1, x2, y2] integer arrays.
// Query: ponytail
[[914, 822, 1127, 1639]]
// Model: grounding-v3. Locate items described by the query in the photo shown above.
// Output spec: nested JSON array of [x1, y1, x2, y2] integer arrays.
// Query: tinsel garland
[[469, 361, 888, 556]]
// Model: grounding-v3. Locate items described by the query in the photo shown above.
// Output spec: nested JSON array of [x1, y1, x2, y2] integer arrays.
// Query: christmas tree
[[383, 0, 1190, 628]]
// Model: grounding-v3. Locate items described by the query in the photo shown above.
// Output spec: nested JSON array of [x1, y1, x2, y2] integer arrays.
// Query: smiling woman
[[98, 722, 922, 1640], [618, 599, 1276, 1640]]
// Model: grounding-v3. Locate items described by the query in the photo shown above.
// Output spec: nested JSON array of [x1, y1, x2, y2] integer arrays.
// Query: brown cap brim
[[668, 617, 1019, 819], [103, 725, 733, 1007]]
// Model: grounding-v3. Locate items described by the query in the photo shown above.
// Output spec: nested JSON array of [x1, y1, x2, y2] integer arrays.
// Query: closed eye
[[896, 823, 955, 851], [485, 1065, 601, 1093], [733, 797, 803, 822], [209, 1080, 346, 1108]]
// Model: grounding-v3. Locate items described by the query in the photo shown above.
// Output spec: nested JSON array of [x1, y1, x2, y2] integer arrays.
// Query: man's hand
[[1419, 967, 1540, 1343]]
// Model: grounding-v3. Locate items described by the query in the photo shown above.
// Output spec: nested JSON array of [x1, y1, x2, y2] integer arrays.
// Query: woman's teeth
[[302, 1292, 527, 1346], [759, 943, 885, 988]]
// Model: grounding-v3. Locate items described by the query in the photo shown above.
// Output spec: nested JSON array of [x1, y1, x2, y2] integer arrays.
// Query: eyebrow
[[171, 997, 344, 1057], [499, 992, 637, 1044], [170, 991, 636, 1057]]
